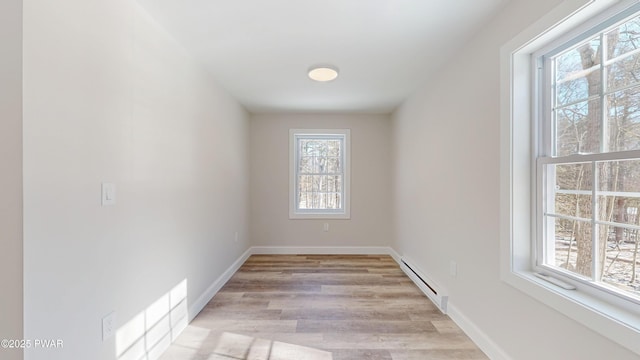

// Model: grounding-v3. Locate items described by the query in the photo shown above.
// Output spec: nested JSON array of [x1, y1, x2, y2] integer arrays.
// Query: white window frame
[[536, 0, 640, 300], [289, 129, 351, 219], [500, 0, 640, 356]]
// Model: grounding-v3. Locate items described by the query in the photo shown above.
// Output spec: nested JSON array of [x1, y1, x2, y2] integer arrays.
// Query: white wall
[[391, 0, 638, 359], [0, 1, 23, 360], [250, 113, 392, 249], [22, 1, 249, 359]]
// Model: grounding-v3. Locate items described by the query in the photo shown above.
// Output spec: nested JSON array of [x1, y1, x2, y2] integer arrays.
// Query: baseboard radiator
[[400, 257, 448, 314]]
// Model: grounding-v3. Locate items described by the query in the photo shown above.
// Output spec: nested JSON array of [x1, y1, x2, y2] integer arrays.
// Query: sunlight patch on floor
[[160, 329, 333, 360]]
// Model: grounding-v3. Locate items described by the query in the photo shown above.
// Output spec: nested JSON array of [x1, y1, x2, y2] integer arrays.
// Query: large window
[[289, 129, 350, 219], [538, 4, 640, 304], [501, 0, 640, 355]]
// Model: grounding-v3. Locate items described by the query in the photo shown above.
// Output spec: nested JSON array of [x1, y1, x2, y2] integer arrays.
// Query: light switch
[[102, 183, 116, 206]]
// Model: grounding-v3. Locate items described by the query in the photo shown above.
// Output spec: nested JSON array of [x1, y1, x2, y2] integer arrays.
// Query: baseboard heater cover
[[400, 258, 448, 314]]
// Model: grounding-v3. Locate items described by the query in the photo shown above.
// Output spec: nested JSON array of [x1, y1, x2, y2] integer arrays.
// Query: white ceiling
[[136, 0, 509, 114]]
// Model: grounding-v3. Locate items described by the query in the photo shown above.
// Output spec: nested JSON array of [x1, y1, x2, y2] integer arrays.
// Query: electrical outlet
[[323, 223, 329, 232], [234, 231, 239, 242], [102, 312, 116, 341]]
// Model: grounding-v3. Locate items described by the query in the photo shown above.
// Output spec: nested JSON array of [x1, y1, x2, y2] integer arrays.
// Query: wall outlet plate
[[102, 312, 116, 341]]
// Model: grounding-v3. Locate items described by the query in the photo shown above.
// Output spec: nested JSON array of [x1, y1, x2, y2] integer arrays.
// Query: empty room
[[2, 0, 640, 359]]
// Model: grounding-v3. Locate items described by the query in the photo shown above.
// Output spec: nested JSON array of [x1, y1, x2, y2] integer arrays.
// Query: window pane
[[300, 140, 313, 156], [555, 163, 593, 191], [302, 155, 322, 174], [299, 191, 318, 209], [330, 193, 342, 210], [297, 173, 343, 210], [299, 156, 312, 173], [605, 15, 640, 92], [552, 217, 593, 277], [597, 159, 640, 192], [298, 191, 309, 209], [299, 175, 313, 189], [555, 36, 601, 106], [606, 88, 640, 152], [606, 15, 640, 61], [315, 175, 328, 192], [606, 52, 640, 91], [596, 159, 640, 226], [597, 195, 640, 226], [548, 163, 595, 278], [597, 224, 640, 299], [315, 157, 325, 174], [555, 98, 603, 156], [316, 193, 326, 208], [327, 140, 341, 157], [327, 175, 342, 192], [555, 193, 593, 218], [326, 157, 341, 173], [552, 163, 593, 220], [556, 67, 600, 106]]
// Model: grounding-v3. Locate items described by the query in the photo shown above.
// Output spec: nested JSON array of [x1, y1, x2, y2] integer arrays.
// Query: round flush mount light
[[308, 65, 339, 82]]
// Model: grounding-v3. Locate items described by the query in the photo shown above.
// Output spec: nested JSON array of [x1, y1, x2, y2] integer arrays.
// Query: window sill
[[502, 269, 640, 355], [289, 212, 350, 220]]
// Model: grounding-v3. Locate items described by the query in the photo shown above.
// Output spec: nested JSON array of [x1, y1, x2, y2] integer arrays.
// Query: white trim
[[250, 246, 394, 255], [387, 247, 402, 264], [188, 248, 252, 321], [500, 0, 640, 356], [289, 128, 351, 220], [447, 304, 512, 360]]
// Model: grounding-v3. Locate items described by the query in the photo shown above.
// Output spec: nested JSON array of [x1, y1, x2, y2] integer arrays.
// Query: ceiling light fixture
[[308, 65, 339, 82]]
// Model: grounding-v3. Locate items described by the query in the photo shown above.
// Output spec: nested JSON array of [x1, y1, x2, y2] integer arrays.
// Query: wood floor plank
[[320, 284, 424, 295], [267, 298, 400, 310], [332, 349, 393, 360], [160, 254, 488, 360], [196, 308, 283, 320], [280, 308, 412, 321], [188, 318, 298, 334], [320, 332, 480, 350], [205, 299, 271, 310], [389, 349, 489, 360], [296, 320, 438, 334]]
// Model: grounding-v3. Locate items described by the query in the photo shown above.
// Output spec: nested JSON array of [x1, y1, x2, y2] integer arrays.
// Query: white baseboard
[[447, 303, 512, 360], [250, 246, 395, 255], [386, 247, 402, 263], [188, 247, 252, 321]]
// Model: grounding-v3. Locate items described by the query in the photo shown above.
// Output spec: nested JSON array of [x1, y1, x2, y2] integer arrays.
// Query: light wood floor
[[160, 255, 488, 360]]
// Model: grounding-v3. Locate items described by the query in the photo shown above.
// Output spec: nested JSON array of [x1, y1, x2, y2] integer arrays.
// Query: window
[[289, 129, 350, 219], [501, 0, 640, 355], [538, 4, 640, 303]]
